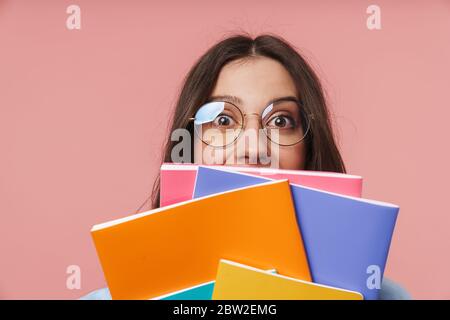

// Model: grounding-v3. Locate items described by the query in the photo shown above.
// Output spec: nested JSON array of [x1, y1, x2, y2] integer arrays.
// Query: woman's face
[[194, 56, 306, 170]]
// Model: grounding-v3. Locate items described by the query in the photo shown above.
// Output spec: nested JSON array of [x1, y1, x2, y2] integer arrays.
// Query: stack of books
[[90, 163, 399, 300]]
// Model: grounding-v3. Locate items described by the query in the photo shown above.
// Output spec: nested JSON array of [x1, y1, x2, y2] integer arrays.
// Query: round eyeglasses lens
[[193, 101, 244, 147], [262, 99, 310, 146]]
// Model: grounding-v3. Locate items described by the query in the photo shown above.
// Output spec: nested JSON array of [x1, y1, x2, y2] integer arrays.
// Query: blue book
[[193, 166, 399, 300]]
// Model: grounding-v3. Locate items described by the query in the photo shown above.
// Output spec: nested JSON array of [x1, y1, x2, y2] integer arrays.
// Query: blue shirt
[[79, 277, 411, 300]]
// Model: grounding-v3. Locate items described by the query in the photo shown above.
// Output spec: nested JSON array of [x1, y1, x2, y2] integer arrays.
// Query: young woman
[[81, 33, 410, 300]]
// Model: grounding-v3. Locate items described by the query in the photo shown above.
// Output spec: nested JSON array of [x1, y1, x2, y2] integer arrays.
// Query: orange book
[[91, 179, 311, 299]]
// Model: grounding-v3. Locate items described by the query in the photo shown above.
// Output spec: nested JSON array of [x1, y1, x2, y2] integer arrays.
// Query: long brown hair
[[137, 32, 346, 212]]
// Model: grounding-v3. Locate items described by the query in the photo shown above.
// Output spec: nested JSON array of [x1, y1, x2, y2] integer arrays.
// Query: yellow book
[[91, 180, 311, 299], [213, 260, 363, 300]]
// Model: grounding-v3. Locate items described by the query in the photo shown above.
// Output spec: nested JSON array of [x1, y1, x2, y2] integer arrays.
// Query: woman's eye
[[266, 115, 295, 129], [213, 115, 235, 127]]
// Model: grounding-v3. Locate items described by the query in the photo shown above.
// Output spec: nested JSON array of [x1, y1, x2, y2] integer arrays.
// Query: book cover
[[213, 259, 363, 300], [160, 163, 362, 207], [153, 269, 277, 300], [194, 166, 399, 300], [91, 179, 311, 299]]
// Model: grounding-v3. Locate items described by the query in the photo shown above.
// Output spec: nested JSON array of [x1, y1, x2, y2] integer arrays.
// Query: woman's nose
[[236, 114, 271, 165], [243, 113, 262, 131]]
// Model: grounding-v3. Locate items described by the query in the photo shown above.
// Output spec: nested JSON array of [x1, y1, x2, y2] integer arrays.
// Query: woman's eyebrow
[[207, 95, 243, 105], [268, 96, 300, 105], [207, 95, 299, 106]]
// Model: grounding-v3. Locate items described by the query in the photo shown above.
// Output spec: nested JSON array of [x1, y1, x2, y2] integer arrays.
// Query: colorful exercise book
[[193, 166, 399, 300], [159, 162, 363, 207], [153, 280, 215, 300], [152, 269, 277, 300], [91, 179, 311, 300], [213, 260, 363, 300]]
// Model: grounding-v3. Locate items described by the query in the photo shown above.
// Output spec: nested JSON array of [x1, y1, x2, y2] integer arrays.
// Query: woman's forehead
[[211, 57, 298, 112]]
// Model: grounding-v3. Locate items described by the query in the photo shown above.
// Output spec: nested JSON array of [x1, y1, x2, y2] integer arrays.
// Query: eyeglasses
[[189, 98, 312, 148]]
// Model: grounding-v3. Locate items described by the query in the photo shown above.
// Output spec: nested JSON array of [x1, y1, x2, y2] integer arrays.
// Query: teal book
[[155, 281, 215, 300], [153, 269, 277, 300]]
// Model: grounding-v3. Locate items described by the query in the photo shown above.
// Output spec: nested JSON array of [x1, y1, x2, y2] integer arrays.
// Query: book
[[160, 163, 362, 207], [213, 259, 363, 300], [152, 281, 215, 300], [91, 179, 311, 299], [153, 269, 277, 300], [193, 166, 399, 300]]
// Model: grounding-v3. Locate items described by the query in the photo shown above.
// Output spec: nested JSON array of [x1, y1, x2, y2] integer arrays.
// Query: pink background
[[1, 0, 449, 299]]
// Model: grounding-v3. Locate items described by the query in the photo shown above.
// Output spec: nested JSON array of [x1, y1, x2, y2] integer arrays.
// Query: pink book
[[160, 163, 363, 207]]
